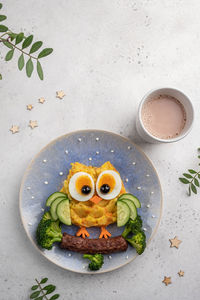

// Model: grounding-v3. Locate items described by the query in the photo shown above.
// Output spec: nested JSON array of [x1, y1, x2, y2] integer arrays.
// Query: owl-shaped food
[[60, 161, 126, 238]]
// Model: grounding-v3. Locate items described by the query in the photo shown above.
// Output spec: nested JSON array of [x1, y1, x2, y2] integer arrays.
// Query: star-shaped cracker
[[162, 276, 171, 286], [169, 236, 182, 249], [56, 90, 65, 99], [29, 120, 38, 129], [38, 97, 45, 104], [10, 125, 19, 134], [178, 270, 184, 277], [27, 104, 33, 111]]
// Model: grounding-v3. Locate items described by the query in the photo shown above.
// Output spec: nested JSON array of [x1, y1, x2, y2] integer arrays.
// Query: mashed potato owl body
[[60, 161, 126, 238]]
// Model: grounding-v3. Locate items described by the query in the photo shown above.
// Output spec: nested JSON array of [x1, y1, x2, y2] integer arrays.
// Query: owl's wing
[[56, 198, 72, 225]]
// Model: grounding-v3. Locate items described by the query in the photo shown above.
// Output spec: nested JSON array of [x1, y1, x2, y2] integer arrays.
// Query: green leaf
[[46, 288, 56, 295], [37, 60, 43, 80], [40, 278, 48, 284], [30, 41, 43, 54], [31, 285, 38, 291], [43, 285, 56, 294], [194, 178, 199, 187], [188, 169, 197, 174], [8, 33, 17, 41], [30, 291, 40, 299], [0, 15, 6, 22], [50, 295, 60, 300], [0, 73, 2, 80], [22, 34, 33, 49], [0, 24, 8, 32], [15, 32, 24, 45], [183, 173, 193, 179], [3, 41, 13, 49], [35, 297, 43, 300], [198, 174, 200, 179], [18, 54, 25, 70], [43, 284, 54, 290], [198, 155, 200, 159], [191, 183, 197, 194], [5, 49, 14, 61], [179, 177, 189, 184], [38, 48, 53, 58], [0, 4, 2, 9], [26, 58, 34, 77]]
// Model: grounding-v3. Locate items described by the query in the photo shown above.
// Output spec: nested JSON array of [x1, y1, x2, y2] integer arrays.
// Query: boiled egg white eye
[[69, 172, 95, 201], [96, 170, 122, 200]]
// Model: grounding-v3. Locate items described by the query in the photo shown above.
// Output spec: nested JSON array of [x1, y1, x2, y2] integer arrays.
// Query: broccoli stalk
[[36, 211, 62, 250], [126, 231, 146, 255], [122, 215, 143, 238], [83, 254, 104, 271]]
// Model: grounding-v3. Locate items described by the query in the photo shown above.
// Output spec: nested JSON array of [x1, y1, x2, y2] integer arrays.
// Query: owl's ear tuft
[[99, 161, 116, 171], [96, 161, 118, 178]]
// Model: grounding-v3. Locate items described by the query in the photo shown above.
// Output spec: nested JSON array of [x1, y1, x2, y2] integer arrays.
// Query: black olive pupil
[[81, 185, 91, 195], [100, 184, 110, 194]]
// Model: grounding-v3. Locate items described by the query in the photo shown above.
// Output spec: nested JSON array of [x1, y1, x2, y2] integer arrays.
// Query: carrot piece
[[90, 195, 102, 204]]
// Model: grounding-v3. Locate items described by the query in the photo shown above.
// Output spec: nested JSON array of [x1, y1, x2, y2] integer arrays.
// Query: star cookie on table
[[10, 125, 19, 134], [38, 97, 45, 104], [56, 90, 65, 99], [169, 236, 182, 249], [27, 104, 33, 111], [29, 120, 38, 129], [178, 270, 184, 277], [162, 276, 172, 286]]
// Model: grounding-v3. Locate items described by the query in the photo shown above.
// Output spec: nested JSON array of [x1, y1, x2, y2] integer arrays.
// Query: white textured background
[[1, 1, 200, 299]]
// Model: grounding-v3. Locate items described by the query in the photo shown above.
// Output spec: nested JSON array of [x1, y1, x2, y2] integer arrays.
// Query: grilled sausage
[[60, 233, 128, 254]]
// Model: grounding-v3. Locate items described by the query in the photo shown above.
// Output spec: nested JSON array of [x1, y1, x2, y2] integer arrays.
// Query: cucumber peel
[[50, 197, 66, 221], [121, 199, 137, 220], [46, 192, 67, 207], [118, 193, 141, 208], [56, 199, 71, 225], [117, 201, 130, 227]]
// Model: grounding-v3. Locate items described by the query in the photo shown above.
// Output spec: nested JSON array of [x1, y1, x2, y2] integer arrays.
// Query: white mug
[[136, 88, 194, 143]]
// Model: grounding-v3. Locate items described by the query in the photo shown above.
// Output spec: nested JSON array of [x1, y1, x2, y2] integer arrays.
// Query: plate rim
[[19, 129, 163, 274]]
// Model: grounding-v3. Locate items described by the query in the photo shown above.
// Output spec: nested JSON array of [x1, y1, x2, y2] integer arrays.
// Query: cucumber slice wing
[[50, 197, 66, 220], [118, 193, 141, 208], [57, 199, 71, 225], [117, 201, 130, 227], [121, 199, 137, 220], [46, 192, 67, 207]]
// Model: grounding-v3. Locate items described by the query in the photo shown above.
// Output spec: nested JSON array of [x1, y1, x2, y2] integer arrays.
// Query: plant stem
[[0, 32, 8, 39], [0, 32, 38, 60], [35, 278, 49, 300]]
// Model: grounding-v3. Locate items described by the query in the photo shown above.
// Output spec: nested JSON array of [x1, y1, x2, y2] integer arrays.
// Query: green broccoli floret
[[83, 254, 104, 271], [42, 211, 52, 221], [36, 212, 62, 250], [126, 231, 146, 255], [122, 214, 146, 254], [122, 215, 143, 238]]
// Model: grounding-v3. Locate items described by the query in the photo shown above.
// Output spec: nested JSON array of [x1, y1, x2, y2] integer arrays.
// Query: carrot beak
[[90, 195, 102, 204]]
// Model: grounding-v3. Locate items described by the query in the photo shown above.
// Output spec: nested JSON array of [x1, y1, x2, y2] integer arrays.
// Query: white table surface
[[1, 1, 200, 299]]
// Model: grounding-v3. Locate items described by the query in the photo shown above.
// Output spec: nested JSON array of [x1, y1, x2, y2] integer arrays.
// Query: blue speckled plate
[[19, 130, 162, 274]]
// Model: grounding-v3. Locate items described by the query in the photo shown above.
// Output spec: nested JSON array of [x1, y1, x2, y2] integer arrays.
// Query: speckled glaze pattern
[[19, 130, 162, 274]]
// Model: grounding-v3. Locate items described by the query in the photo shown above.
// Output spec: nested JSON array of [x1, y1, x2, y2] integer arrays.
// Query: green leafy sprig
[[0, 3, 53, 80], [179, 148, 200, 195], [30, 278, 60, 300]]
